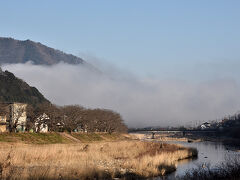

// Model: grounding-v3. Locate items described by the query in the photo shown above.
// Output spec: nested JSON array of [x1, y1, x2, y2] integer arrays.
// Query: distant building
[[0, 102, 27, 132], [0, 115, 7, 132], [35, 113, 49, 133], [74, 125, 88, 132], [11, 103, 27, 132], [200, 122, 211, 130]]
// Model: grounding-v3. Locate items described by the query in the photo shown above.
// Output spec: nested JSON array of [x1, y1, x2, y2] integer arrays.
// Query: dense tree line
[[26, 103, 128, 133], [218, 114, 240, 139]]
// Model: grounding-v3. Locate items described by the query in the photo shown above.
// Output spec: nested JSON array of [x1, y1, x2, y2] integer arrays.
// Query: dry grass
[[0, 140, 197, 179]]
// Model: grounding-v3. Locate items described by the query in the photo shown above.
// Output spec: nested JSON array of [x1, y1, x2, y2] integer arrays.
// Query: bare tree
[[26, 103, 128, 133]]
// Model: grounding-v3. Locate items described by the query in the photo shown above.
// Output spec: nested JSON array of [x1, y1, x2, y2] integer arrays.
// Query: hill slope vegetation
[[0, 68, 49, 105]]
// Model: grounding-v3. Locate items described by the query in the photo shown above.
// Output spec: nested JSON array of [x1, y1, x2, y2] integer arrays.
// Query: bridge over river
[[131, 130, 219, 141]]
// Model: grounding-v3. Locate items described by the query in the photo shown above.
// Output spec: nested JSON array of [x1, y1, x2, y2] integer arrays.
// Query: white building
[[11, 103, 27, 132], [0, 115, 7, 132], [35, 113, 49, 133], [0, 103, 27, 132], [201, 122, 211, 130]]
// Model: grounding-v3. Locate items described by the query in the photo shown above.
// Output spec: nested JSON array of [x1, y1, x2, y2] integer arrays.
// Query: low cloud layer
[[2, 62, 240, 128]]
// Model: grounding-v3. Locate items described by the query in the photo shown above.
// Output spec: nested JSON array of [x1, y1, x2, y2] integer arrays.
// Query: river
[[154, 140, 240, 180]]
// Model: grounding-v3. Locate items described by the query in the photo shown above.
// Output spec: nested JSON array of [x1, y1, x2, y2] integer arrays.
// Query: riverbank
[[0, 132, 130, 144], [131, 132, 202, 143], [131, 132, 240, 151], [173, 133, 240, 151], [0, 133, 197, 179], [132, 132, 240, 180], [178, 156, 240, 180]]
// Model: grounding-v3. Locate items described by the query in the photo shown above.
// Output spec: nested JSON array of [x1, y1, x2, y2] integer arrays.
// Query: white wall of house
[[35, 113, 49, 133], [35, 123, 48, 133], [0, 115, 7, 123], [11, 103, 27, 131], [0, 103, 27, 132], [0, 115, 7, 132]]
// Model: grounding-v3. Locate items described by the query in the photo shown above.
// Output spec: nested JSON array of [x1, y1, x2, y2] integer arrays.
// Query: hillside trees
[[0, 70, 50, 106], [0, 103, 9, 116], [219, 114, 240, 139]]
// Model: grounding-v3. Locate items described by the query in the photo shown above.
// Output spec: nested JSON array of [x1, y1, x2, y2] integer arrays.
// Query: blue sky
[[1, 0, 240, 80]]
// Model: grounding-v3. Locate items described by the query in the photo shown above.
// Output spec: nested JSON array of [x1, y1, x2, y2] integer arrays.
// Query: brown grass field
[[0, 133, 197, 179]]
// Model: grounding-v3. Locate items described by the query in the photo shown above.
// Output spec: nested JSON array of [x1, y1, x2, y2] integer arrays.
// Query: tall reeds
[[0, 141, 197, 179]]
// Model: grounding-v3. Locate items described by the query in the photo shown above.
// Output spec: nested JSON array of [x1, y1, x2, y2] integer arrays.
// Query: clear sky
[[1, 0, 240, 80]]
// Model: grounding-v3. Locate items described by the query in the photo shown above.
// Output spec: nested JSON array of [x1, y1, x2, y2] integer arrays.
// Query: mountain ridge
[[0, 37, 85, 65]]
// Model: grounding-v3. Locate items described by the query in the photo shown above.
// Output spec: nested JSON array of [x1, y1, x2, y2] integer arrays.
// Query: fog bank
[[3, 62, 240, 128]]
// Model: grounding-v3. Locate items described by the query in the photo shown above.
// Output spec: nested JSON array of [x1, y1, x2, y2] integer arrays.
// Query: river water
[[155, 140, 240, 180]]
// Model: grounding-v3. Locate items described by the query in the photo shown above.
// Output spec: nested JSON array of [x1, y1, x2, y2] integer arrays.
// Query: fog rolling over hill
[[4, 62, 240, 128], [0, 37, 85, 65], [2, 37, 240, 128]]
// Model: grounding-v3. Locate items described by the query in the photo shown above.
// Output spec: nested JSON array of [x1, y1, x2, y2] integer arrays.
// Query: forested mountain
[[0, 37, 85, 65], [0, 67, 50, 105]]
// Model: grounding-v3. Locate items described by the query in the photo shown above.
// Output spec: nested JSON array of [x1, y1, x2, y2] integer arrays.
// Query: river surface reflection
[[154, 140, 240, 180]]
